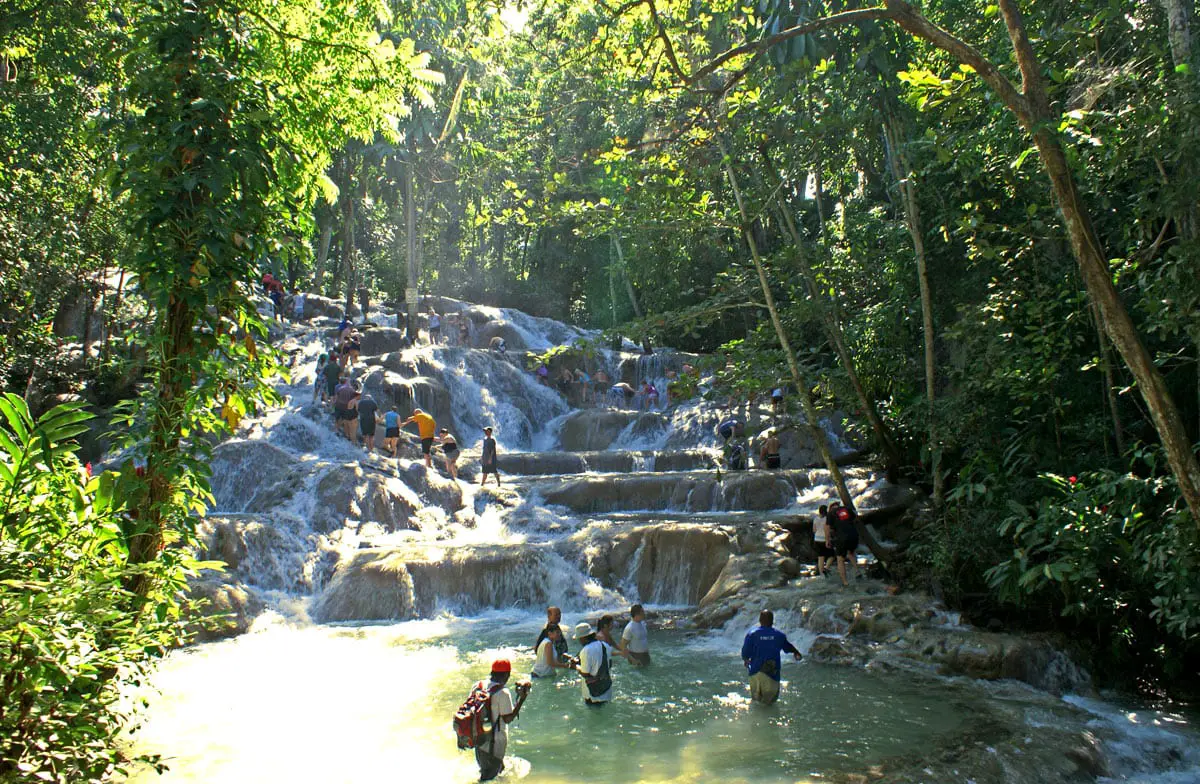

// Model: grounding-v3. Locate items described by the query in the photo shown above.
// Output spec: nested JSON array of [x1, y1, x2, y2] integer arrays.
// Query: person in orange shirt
[[401, 407, 437, 468]]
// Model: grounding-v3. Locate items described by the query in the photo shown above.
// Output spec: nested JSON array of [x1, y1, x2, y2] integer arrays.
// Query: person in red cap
[[475, 658, 531, 781]]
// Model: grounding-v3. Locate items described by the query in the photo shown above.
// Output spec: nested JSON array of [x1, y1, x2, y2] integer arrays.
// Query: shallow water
[[123, 613, 1088, 784]]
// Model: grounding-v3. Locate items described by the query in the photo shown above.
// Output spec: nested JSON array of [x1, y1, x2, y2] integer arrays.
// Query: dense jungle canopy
[[2, 0, 1200, 779]]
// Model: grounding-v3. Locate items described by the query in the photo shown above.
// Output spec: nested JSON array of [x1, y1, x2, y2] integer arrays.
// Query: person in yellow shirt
[[401, 407, 437, 468]]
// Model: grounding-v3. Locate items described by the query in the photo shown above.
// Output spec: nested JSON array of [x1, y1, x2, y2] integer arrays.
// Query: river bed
[[123, 611, 1200, 784]]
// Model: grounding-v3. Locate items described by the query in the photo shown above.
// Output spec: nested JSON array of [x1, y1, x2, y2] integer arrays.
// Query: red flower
[[84, 462, 92, 477], [1068, 475, 1078, 485]]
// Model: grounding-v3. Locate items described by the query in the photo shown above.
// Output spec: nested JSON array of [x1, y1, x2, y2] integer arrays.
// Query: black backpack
[[584, 644, 612, 698], [832, 506, 857, 539]]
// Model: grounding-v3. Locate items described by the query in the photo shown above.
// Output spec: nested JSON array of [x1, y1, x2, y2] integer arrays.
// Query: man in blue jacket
[[741, 609, 803, 705]]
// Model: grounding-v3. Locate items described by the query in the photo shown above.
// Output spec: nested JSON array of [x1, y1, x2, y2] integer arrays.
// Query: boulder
[[557, 409, 667, 451], [604, 525, 734, 605], [357, 326, 409, 356], [297, 293, 345, 321], [400, 461, 465, 514], [475, 319, 528, 351], [184, 578, 265, 642], [209, 440, 299, 512], [195, 514, 314, 593], [360, 369, 453, 429], [538, 471, 807, 514], [311, 463, 420, 533], [311, 544, 551, 622]]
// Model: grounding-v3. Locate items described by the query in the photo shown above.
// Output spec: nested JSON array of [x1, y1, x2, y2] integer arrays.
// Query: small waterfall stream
[[124, 302, 1200, 783]]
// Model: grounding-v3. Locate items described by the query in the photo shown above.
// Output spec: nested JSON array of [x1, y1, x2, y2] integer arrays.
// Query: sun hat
[[574, 622, 593, 640], [492, 659, 512, 673]]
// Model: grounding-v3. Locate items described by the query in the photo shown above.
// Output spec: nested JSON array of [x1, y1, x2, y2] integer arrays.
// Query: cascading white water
[[123, 300, 1200, 784]]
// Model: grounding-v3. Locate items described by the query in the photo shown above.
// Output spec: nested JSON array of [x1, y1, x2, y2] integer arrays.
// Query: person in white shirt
[[531, 623, 573, 678], [813, 503, 834, 578], [475, 659, 530, 781], [573, 621, 629, 706], [620, 604, 651, 666]]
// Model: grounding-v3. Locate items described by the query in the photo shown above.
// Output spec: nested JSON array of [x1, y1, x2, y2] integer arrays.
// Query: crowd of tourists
[[310, 320, 501, 486], [463, 604, 804, 781]]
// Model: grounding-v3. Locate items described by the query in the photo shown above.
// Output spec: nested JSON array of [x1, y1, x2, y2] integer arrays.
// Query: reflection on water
[[125, 613, 990, 784]]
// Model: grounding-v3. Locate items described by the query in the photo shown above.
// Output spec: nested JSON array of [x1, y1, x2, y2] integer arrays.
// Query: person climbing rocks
[[480, 426, 501, 487], [610, 381, 636, 409], [342, 381, 363, 442], [342, 329, 361, 367], [534, 362, 549, 386], [322, 353, 341, 404], [640, 381, 659, 410], [262, 273, 284, 320], [356, 391, 380, 454], [401, 407, 437, 468], [813, 504, 834, 578], [312, 353, 328, 405], [556, 367, 574, 400], [741, 609, 803, 705], [332, 377, 356, 439], [717, 417, 744, 444], [437, 427, 460, 480], [427, 310, 441, 344], [489, 336, 507, 356], [383, 405, 401, 457], [593, 369, 610, 405], [760, 429, 781, 470], [574, 622, 620, 707], [531, 624, 573, 679], [356, 285, 370, 321], [574, 367, 592, 405], [533, 606, 570, 663], [620, 604, 651, 667], [470, 659, 531, 782], [771, 386, 785, 415], [826, 501, 861, 586]]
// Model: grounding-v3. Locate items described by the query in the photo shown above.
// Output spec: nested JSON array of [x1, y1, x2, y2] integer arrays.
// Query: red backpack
[[452, 680, 500, 750]]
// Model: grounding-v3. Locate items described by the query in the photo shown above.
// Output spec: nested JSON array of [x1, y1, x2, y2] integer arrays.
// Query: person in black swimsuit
[[437, 427, 459, 481]]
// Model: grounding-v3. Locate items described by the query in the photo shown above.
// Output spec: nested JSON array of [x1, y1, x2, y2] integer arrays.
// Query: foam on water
[[1062, 695, 1200, 783]]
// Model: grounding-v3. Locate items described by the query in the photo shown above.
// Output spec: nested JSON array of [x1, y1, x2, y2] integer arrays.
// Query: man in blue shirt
[[741, 609, 802, 705]]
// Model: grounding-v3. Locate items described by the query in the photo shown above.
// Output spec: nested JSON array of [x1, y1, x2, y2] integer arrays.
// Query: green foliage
[[983, 455, 1200, 673], [0, 395, 185, 782]]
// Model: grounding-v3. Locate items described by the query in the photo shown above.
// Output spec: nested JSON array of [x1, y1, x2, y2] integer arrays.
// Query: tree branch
[[646, 0, 690, 83], [688, 8, 890, 86]]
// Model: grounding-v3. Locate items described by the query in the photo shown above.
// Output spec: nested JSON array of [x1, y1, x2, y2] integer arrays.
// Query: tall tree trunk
[[612, 233, 643, 319], [1160, 0, 1195, 69], [882, 114, 943, 504], [765, 163, 904, 469], [720, 138, 890, 568], [1088, 300, 1126, 454], [985, 0, 1200, 524], [404, 147, 419, 342], [341, 179, 356, 318], [314, 215, 332, 293]]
